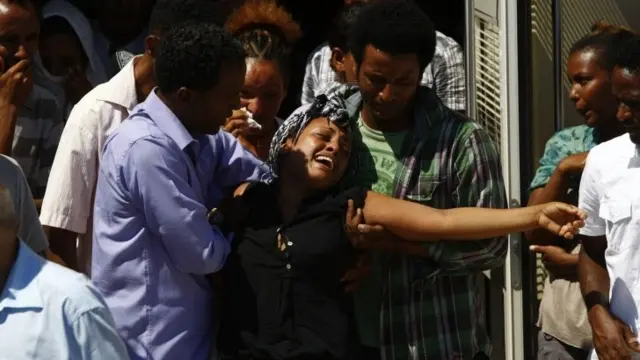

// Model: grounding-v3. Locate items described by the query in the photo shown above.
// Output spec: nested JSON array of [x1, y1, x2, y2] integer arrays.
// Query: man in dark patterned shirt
[[339, 2, 507, 359]]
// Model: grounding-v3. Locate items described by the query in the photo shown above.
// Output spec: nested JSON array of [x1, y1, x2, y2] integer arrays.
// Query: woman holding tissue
[[218, 91, 588, 360], [223, 0, 302, 160]]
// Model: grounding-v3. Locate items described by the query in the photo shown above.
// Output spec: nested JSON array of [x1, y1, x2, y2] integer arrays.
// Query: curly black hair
[[155, 22, 245, 93], [347, 0, 435, 73], [570, 22, 636, 72], [328, 2, 366, 52], [149, 0, 223, 37], [615, 34, 640, 74]]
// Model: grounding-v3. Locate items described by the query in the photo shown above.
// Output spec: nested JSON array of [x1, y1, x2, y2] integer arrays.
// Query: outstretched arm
[[361, 191, 585, 242]]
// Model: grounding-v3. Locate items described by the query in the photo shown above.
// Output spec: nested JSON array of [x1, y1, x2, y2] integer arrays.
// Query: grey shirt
[[0, 154, 48, 253]]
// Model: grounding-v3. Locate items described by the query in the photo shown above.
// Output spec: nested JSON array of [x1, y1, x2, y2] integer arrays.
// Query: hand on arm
[[128, 140, 230, 274], [580, 235, 640, 359], [341, 200, 423, 293], [526, 151, 588, 245], [345, 199, 427, 256]]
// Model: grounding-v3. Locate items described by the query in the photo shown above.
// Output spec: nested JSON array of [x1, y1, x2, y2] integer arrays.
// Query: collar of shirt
[[341, 85, 443, 142], [0, 242, 44, 312], [94, 55, 139, 111], [138, 90, 196, 153]]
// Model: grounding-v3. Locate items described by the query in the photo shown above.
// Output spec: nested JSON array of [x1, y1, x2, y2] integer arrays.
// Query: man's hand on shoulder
[[557, 152, 589, 176]]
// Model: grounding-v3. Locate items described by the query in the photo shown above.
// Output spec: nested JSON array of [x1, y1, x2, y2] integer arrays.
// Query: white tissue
[[241, 107, 262, 130]]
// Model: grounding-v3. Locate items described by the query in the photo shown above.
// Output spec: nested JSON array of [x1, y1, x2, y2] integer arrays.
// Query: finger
[[228, 109, 249, 122], [346, 199, 355, 222], [225, 120, 249, 135], [623, 327, 640, 352], [577, 209, 588, 220], [628, 338, 640, 353], [10, 72, 24, 86], [529, 245, 550, 255], [231, 129, 246, 138], [357, 224, 385, 234], [225, 118, 249, 128], [559, 224, 576, 239], [5, 59, 29, 76], [556, 203, 580, 214], [572, 220, 585, 228], [540, 216, 562, 235], [354, 208, 363, 226]]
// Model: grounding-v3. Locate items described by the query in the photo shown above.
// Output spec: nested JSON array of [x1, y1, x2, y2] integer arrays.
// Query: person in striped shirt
[[300, 0, 466, 112]]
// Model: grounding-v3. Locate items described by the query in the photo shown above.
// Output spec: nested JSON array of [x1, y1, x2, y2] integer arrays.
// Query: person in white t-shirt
[[578, 35, 640, 360], [39, 0, 223, 274]]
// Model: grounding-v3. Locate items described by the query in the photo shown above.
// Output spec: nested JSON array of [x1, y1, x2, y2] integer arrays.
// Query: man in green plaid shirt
[[339, 2, 508, 359]]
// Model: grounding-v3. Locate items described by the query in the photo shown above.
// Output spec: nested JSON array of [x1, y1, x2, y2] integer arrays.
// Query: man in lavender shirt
[[92, 24, 260, 360]]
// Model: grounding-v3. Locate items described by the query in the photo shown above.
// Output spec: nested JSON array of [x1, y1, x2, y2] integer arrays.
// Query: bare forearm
[[526, 170, 572, 244], [44, 226, 80, 271], [579, 240, 610, 311], [0, 104, 18, 154], [364, 191, 547, 242]]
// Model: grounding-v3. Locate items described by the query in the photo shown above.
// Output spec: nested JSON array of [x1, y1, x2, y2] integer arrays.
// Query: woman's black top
[[218, 182, 367, 360]]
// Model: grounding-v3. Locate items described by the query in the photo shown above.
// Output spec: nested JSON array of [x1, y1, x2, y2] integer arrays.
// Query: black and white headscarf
[[266, 88, 359, 179]]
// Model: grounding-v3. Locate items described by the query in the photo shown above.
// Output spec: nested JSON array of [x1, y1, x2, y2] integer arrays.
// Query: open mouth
[[313, 155, 334, 170]]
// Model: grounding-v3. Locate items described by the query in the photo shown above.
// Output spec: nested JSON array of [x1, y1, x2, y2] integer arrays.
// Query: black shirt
[[219, 182, 367, 360]]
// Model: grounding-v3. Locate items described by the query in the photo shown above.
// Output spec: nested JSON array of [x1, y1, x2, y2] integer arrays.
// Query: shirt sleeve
[[70, 307, 130, 360], [429, 36, 466, 112], [578, 151, 605, 237], [528, 131, 570, 192], [11, 157, 49, 253], [214, 131, 267, 187], [40, 113, 100, 235], [300, 53, 317, 106], [124, 138, 230, 274], [425, 125, 508, 274]]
